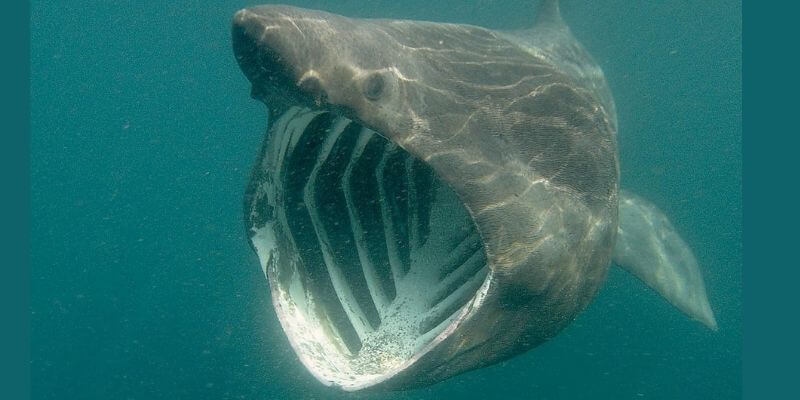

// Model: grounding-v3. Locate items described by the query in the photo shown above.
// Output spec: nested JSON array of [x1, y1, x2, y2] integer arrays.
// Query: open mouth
[[245, 105, 491, 388]]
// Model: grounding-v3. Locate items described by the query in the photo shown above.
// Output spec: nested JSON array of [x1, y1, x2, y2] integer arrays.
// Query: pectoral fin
[[613, 190, 718, 330]]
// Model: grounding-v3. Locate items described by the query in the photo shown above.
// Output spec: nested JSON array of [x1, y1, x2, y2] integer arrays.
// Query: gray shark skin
[[232, 0, 716, 391]]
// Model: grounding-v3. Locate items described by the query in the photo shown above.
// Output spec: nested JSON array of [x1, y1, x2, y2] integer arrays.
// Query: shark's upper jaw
[[232, 8, 319, 111], [232, 6, 378, 125], [234, 6, 493, 391]]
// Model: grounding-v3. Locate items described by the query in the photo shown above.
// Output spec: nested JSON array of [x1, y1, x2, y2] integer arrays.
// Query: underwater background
[[30, 0, 741, 399]]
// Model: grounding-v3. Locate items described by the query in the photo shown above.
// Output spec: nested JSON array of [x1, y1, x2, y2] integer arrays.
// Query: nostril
[[299, 75, 327, 104]]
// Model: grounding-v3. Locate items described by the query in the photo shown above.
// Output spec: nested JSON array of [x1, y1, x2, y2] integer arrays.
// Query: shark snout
[[232, 7, 312, 103], [232, 6, 342, 105], [232, 7, 292, 40]]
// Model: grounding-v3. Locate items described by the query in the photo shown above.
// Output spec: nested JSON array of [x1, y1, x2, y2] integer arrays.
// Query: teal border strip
[[743, 2, 796, 399], [1, 1, 31, 399]]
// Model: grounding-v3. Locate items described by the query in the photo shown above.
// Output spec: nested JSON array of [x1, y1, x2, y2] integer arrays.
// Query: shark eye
[[363, 73, 385, 100]]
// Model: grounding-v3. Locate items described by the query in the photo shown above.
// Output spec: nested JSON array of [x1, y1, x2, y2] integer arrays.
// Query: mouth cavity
[[246, 104, 490, 388]]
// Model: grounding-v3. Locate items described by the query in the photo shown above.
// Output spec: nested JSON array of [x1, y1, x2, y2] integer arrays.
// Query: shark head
[[233, 5, 538, 150], [233, 4, 619, 392], [233, 6, 391, 123]]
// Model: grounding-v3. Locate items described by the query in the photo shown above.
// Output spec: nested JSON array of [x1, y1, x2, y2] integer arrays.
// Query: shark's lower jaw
[[245, 106, 491, 390]]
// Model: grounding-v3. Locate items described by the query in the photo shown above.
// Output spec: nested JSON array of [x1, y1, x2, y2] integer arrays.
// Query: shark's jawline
[[233, 0, 716, 392]]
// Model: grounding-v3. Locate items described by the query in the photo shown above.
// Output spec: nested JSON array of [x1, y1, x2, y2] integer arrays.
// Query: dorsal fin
[[534, 0, 563, 27]]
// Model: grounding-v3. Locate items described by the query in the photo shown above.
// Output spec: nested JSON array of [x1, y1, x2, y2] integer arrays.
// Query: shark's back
[[503, 1, 618, 136]]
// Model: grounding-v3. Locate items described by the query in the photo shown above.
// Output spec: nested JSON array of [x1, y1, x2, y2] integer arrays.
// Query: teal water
[[30, 1, 741, 399]]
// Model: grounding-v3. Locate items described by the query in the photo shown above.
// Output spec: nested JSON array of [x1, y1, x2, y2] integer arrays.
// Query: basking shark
[[232, 0, 717, 391]]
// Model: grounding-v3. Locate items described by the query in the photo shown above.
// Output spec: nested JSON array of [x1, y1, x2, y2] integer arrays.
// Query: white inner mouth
[[247, 106, 489, 389]]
